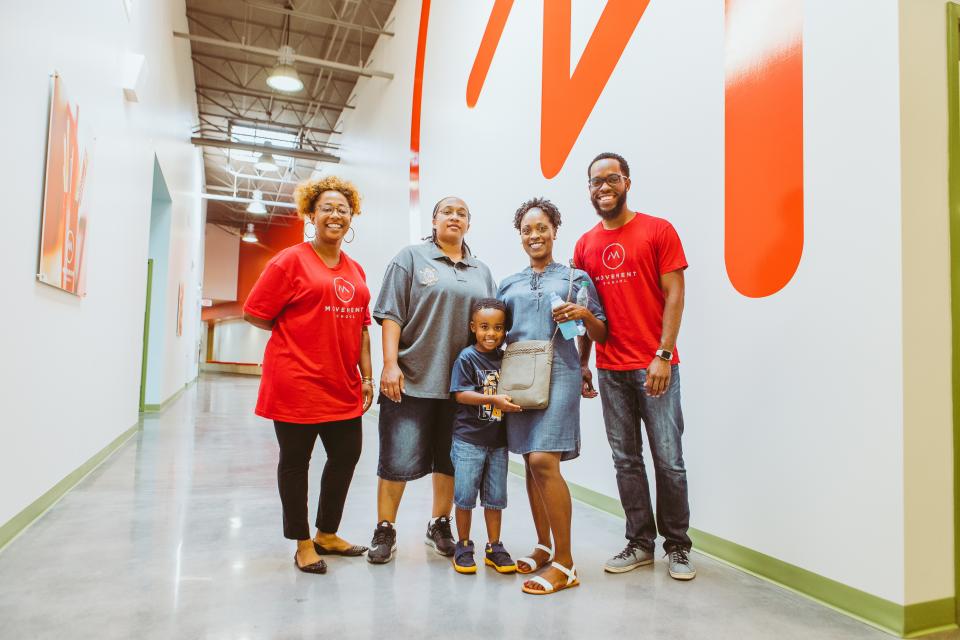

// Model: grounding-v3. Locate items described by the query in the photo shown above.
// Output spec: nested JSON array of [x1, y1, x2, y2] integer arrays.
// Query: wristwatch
[[655, 349, 673, 362]]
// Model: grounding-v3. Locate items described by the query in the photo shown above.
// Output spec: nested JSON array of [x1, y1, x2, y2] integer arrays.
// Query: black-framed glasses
[[588, 174, 628, 189]]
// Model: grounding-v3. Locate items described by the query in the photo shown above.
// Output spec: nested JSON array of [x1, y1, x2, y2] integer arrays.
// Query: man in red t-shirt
[[574, 152, 695, 581]]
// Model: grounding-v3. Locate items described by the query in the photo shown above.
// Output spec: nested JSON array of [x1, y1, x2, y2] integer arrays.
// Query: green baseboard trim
[[506, 461, 956, 638], [0, 422, 140, 552], [142, 378, 195, 413]]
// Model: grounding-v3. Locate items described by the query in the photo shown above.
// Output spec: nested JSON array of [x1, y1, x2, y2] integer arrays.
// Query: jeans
[[274, 418, 362, 540], [377, 394, 456, 481], [598, 366, 691, 552], [450, 438, 508, 510]]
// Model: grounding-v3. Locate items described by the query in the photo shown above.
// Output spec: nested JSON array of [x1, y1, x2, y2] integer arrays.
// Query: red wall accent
[[201, 220, 304, 322]]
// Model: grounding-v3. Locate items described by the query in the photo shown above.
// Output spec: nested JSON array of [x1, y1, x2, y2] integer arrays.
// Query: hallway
[[0, 373, 944, 639]]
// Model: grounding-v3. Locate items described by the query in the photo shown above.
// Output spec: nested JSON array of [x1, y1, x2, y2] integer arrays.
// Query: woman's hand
[[380, 361, 405, 403], [489, 394, 523, 413], [551, 302, 590, 324], [361, 381, 374, 413]]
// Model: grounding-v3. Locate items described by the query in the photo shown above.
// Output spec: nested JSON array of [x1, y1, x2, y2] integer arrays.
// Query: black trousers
[[274, 418, 362, 540]]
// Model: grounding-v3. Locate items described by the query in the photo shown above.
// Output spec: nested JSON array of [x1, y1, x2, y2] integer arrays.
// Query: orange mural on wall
[[412, 1, 806, 298], [467, 0, 650, 179], [38, 75, 90, 297], [724, 0, 804, 298]]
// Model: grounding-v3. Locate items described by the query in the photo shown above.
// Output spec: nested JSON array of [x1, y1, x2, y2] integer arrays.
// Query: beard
[[591, 191, 627, 220]]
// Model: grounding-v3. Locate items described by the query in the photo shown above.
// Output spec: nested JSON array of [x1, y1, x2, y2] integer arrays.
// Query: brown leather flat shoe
[[294, 553, 327, 574]]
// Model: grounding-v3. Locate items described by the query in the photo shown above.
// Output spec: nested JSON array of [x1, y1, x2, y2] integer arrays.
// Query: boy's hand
[[490, 394, 523, 412]]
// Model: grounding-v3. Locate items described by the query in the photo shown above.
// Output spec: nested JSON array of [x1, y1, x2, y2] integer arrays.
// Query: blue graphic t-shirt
[[449, 345, 508, 448]]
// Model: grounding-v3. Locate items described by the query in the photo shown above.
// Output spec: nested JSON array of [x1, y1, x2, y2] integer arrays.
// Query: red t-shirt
[[574, 213, 687, 370], [243, 242, 372, 423]]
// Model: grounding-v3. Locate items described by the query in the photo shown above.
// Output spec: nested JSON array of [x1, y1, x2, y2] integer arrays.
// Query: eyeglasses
[[317, 205, 352, 216], [588, 174, 628, 189], [437, 207, 469, 218]]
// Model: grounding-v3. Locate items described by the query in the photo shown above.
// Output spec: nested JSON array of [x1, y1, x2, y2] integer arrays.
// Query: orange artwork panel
[[38, 75, 91, 296], [724, 0, 804, 297]]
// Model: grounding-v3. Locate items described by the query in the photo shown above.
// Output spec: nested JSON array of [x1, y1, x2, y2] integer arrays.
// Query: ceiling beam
[[245, 1, 395, 38], [173, 31, 393, 79], [191, 137, 340, 163], [195, 84, 352, 111], [196, 111, 341, 139], [187, 8, 372, 50]]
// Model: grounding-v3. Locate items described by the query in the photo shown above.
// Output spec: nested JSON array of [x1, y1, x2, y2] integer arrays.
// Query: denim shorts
[[377, 394, 456, 481], [451, 438, 508, 510]]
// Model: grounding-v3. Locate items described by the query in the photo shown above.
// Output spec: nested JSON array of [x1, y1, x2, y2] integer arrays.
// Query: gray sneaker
[[604, 540, 654, 573], [367, 521, 397, 564], [667, 548, 697, 580], [425, 516, 456, 556]]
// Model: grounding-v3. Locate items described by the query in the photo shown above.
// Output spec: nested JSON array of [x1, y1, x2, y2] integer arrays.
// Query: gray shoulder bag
[[498, 266, 575, 410]]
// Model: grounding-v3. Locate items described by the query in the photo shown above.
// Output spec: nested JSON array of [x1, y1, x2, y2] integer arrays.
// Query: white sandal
[[516, 544, 554, 574], [522, 561, 580, 595]]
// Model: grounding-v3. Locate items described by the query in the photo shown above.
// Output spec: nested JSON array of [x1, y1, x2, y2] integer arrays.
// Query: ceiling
[[181, 0, 397, 229]]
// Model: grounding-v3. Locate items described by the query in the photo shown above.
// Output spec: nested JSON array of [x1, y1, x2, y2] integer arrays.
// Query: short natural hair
[[513, 197, 562, 231], [471, 297, 507, 319], [587, 152, 630, 178], [468, 297, 510, 340], [294, 175, 362, 219]]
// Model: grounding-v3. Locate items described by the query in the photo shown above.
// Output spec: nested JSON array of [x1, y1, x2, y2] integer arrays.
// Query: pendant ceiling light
[[246, 189, 267, 215], [241, 223, 258, 243], [254, 150, 279, 173], [267, 45, 303, 93]]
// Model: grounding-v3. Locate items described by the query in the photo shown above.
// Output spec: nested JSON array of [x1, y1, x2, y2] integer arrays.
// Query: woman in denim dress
[[497, 197, 606, 594]]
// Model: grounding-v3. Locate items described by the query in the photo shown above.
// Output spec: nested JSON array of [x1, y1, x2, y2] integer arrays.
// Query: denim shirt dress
[[497, 263, 605, 460]]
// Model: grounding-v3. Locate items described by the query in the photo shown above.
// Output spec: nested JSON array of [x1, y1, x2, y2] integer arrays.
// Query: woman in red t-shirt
[[243, 176, 374, 574]]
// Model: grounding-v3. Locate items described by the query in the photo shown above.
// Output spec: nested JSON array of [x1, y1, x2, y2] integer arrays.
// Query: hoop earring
[[304, 221, 316, 240], [345, 227, 356, 244]]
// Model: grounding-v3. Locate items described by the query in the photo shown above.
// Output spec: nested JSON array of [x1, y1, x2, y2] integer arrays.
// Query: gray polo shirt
[[374, 241, 497, 399]]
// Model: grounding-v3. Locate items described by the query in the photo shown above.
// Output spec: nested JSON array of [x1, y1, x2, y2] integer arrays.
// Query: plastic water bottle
[[550, 291, 579, 340], [574, 280, 590, 336]]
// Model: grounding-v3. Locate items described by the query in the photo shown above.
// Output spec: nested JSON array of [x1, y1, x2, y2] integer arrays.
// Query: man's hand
[[489, 394, 523, 413], [581, 366, 598, 399], [644, 357, 672, 397], [380, 362, 405, 403]]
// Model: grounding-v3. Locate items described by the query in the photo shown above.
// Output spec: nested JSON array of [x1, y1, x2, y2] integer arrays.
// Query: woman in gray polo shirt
[[366, 196, 497, 564]]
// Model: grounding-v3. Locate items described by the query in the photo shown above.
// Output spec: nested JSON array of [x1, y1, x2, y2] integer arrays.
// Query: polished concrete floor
[[0, 373, 956, 639]]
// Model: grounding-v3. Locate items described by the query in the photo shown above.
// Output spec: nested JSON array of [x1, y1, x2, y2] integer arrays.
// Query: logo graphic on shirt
[[602, 243, 626, 270], [333, 277, 356, 303], [417, 266, 440, 286], [477, 369, 502, 422]]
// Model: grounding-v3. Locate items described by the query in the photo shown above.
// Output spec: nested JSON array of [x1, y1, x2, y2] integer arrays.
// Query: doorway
[[139, 157, 172, 410]]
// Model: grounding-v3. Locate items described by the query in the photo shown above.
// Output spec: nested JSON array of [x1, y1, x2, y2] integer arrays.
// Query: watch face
[[658, 349, 672, 361]]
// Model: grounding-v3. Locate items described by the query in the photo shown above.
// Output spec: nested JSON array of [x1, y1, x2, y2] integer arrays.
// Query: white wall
[[0, 0, 204, 526], [334, 0, 952, 607], [202, 224, 239, 302], [211, 319, 270, 364], [333, 1, 424, 385]]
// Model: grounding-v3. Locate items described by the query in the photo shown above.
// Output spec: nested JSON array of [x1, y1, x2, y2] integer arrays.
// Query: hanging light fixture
[[246, 189, 267, 214], [241, 223, 258, 243], [267, 45, 304, 93], [254, 149, 279, 173]]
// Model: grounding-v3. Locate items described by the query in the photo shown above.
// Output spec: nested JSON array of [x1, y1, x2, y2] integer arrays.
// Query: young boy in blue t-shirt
[[448, 298, 522, 574]]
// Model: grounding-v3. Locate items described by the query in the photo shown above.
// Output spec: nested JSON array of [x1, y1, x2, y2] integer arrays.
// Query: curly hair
[[294, 175, 362, 219], [512, 197, 562, 231]]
